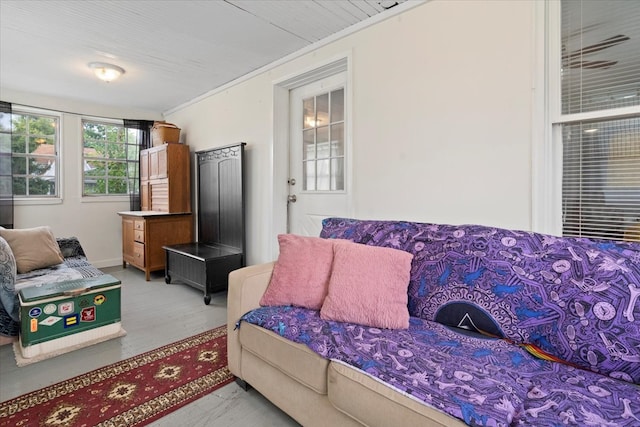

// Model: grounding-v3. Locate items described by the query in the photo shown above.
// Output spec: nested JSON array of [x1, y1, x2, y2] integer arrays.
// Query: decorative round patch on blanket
[[435, 301, 505, 338]]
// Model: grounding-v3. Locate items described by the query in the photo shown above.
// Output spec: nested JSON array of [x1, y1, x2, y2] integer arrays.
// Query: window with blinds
[[560, 1, 640, 241]]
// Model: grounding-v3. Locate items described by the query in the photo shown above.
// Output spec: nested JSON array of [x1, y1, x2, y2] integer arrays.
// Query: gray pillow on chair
[[0, 236, 18, 322]]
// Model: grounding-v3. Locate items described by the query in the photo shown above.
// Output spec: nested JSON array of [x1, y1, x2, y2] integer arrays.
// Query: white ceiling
[[0, 0, 411, 113]]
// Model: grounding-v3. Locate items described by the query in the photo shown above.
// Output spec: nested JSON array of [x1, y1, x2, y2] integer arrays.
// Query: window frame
[[81, 117, 140, 200], [5, 106, 62, 201], [534, 1, 640, 238]]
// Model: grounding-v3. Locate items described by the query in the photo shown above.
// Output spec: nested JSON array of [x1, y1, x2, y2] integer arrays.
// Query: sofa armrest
[[227, 261, 275, 378]]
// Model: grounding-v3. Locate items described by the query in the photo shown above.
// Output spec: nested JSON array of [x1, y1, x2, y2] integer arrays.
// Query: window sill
[[81, 195, 131, 203], [14, 198, 63, 206]]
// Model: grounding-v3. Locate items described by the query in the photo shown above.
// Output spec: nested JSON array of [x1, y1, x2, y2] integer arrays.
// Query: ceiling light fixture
[[88, 62, 125, 82]]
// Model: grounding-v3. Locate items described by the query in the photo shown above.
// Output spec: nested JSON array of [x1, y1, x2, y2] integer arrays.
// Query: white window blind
[[560, 0, 640, 241]]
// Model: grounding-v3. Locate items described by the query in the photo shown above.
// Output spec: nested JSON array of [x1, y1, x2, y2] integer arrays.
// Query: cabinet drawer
[[134, 220, 145, 231], [134, 230, 144, 243], [133, 242, 145, 267]]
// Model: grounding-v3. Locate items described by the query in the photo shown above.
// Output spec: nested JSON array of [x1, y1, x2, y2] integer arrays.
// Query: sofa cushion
[[328, 362, 466, 427], [320, 242, 413, 329], [260, 234, 335, 310], [0, 226, 64, 274], [242, 306, 640, 427], [321, 217, 640, 385], [239, 317, 329, 394]]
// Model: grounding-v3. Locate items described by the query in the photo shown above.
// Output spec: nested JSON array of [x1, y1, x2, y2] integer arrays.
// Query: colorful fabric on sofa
[[241, 306, 640, 426], [320, 218, 640, 385], [0, 237, 103, 338]]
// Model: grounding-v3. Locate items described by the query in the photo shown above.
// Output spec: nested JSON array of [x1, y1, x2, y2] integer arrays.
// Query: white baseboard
[[91, 258, 123, 269]]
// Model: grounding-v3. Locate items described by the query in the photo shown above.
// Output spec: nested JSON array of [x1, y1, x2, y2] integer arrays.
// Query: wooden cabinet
[[140, 143, 191, 213], [119, 212, 193, 281]]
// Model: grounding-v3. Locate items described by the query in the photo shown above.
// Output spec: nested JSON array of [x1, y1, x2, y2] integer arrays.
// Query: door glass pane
[[331, 89, 344, 122], [303, 97, 315, 129], [301, 87, 345, 192], [331, 158, 344, 190], [303, 129, 315, 160], [316, 126, 329, 160], [303, 160, 316, 191], [316, 159, 330, 191], [330, 123, 344, 157], [316, 94, 329, 128], [561, 1, 640, 114]]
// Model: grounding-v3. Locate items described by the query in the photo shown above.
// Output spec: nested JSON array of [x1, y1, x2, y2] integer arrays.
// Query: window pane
[[85, 160, 106, 177], [303, 160, 315, 191], [0, 133, 9, 151], [29, 156, 54, 177], [83, 119, 138, 196], [303, 129, 315, 160], [30, 139, 54, 154], [330, 89, 344, 122], [330, 123, 344, 157], [107, 160, 126, 176], [316, 126, 329, 159], [7, 111, 59, 198], [331, 158, 344, 191], [11, 135, 25, 154], [12, 157, 26, 174], [85, 178, 106, 195], [561, 1, 640, 114], [84, 145, 101, 158], [317, 159, 330, 191], [12, 177, 26, 195], [127, 141, 140, 161], [108, 178, 127, 194], [303, 97, 315, 129], [316, 94, 329, 127], [29, 177, 54, 195], [0, 113, 10, 132], [0, 156, 9, 176], [562, 117, 640, 240], [0, 176, 11, 195]]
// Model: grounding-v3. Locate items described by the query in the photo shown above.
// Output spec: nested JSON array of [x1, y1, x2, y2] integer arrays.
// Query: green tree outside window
[[82, 120, 140, 196]]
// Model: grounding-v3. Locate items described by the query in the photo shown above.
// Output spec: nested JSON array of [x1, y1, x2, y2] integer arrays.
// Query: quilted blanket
[[241, 306, 640, 427], [0, 237, 102, 337]]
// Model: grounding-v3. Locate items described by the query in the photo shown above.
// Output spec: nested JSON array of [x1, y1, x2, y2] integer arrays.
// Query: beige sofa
[[227, 262, 465, 427]]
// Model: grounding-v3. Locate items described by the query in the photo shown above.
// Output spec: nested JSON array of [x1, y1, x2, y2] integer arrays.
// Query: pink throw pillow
[[320, 242, 413, 329], [260, 234, 336, 310]]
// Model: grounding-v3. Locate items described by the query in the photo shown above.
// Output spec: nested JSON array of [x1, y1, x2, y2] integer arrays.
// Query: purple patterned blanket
[[320, 218, 640, 385], [241, 306, 640, 426]]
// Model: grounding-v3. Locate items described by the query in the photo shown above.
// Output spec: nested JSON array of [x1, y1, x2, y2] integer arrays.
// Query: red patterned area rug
[[0, 325, 234, 427]]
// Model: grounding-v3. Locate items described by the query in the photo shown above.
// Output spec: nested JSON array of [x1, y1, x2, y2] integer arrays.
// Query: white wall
[[2, 88, 161, 267], [165, 0, 538, 265]]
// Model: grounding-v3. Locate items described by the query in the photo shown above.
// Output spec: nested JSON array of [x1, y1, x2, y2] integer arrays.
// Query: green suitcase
[[18, 274, 122, 358]]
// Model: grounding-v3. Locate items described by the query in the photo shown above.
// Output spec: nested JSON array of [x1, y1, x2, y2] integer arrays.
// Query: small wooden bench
[[164, 243, 243, 305]]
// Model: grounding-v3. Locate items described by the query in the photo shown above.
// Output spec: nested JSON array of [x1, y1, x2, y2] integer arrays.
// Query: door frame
[[271, 54, 352, 259]]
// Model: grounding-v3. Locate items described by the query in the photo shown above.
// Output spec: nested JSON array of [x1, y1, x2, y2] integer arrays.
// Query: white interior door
[[288, 72, 349, 236]]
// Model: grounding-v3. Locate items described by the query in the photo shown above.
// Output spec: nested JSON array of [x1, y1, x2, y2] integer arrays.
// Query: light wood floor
[[0, 265, 300, 426]]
